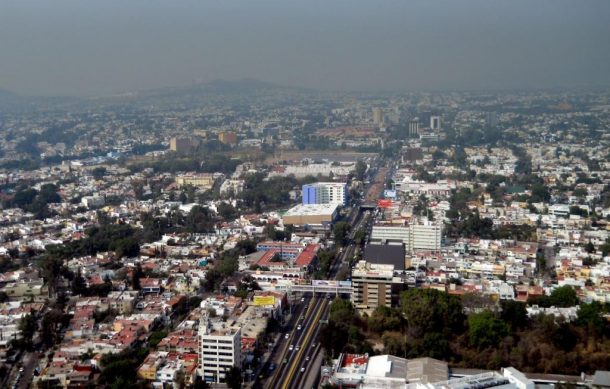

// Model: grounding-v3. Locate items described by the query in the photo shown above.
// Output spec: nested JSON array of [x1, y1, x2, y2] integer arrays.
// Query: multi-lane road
[[266, 295, 330, 389], [262, 209, 370, 389], [257, 159, 387, 389]]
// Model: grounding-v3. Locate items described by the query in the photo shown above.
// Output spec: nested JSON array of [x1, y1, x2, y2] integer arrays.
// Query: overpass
[[289, 283, 352, 294]]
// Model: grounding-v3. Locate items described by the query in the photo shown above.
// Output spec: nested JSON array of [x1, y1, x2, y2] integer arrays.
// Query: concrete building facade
[[198, 316, 241, 384], [371, 222, 442, 252], [302, 182, 348, 207]]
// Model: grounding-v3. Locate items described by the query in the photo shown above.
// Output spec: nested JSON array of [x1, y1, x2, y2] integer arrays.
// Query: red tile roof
[[294, 244, 319, 267]]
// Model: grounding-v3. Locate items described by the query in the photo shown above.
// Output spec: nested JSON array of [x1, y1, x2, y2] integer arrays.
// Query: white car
[[285, 333, 289, 339], [297, 325, 302, 330], [295, 345, 300, 351], [300, 367, 306, 373], [305, 356, 310, 361], [289, 344, 294, 351]]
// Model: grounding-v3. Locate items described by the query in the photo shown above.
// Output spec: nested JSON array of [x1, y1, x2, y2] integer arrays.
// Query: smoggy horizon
[[1, 0, 609, 97]]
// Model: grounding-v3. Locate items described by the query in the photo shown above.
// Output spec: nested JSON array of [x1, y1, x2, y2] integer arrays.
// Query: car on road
[[311, 343, 316, 348], [300, 367, 306, 373], [289, 345, 294, 351], [285, 333, 289, 339], [306, 356, 310, 361], [301, 297, 305, 302], [297, 325, 302, 330], [295, 345, 300, 351]]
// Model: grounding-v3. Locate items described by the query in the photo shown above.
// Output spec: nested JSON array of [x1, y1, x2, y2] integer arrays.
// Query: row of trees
[[2, 183, 62, 219], [321, 288, 610, 374], [444, 212, 537, 241], [129, 152, 240, 175]]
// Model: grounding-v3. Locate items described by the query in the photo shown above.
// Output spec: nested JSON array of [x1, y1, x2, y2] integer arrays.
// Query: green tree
[[91, 167, 107, 180], [400, 289, 465, 338], [204, 269, 224, 292], [71, 268, 88, 296], [148, 330, 168, 347], [467, 310, 509, 349], [585, 240, 595, 254], [18, 312, 37, 350], [576, 301, 606, 336], [41, 309, 69, 348], [368, 306, 403, 333], [530, 183, 551, 203], [112, 237, 140, 258], [333, 221, 351, 246], [185, 205, 215, 233], [217, 202, 238, 221], [500, 300, 528, 330], [353, 228, 366, 246], [354, 160, 367, 181], [320, 319, 349, 358], [550, 286, 579, 307], [132, 263, 144, 290]]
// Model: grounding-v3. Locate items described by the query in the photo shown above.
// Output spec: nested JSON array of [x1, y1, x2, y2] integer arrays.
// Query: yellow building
[[169, 137, 193, 153], [218, 131, 237, 145], [175, 174, 216, 190]]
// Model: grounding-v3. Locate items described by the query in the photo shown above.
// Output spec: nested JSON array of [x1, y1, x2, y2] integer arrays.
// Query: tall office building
[[218, 131, 238, 145], [430, 115, 441, 130], [302, 182, 348, 207], [351, 261, 395, 309], [351, 243, 406, 310], [371, 222, 442, 252], [485, 112, 498, 128], [170, 137, 193, 154], [409, 118, 420, 137], [198, 316, 241, 384], [372, 107, 384, 126], [409, 222, 442, 252]]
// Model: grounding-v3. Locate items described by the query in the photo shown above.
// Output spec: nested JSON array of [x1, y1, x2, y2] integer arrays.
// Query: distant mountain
[[206, 78, 280, 90], [137, 78, 307, 98], [0, 79, 311, 111], [0, 88, 82, 113], [0, 88, 25, 110], [0, 88, 18, 101]]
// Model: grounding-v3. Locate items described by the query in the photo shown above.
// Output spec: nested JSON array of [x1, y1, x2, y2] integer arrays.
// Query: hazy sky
[[1, 0, 609, 96]]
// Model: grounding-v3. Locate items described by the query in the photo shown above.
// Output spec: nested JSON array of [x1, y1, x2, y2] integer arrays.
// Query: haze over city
[[1, 0, 609, 96], [2, 1, 610, 389]]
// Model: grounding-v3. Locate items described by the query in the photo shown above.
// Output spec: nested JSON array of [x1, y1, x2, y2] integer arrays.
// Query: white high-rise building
[[371, 222, 442, 252], [372, 107, 384, 126], [410, 221, 442, 251], [430, 115, 441, 130], [198, 316, 241, 384], [302, 182, 348, 207], [370, 226, 410, 245], [409, 118, 420, 136]]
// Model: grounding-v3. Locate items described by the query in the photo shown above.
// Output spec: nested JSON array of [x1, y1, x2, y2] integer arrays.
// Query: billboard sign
[[253, 296, 275, 306], [312, 280, 338, 287], [383, 189, 397, 199], [377, 199, 393, 208]]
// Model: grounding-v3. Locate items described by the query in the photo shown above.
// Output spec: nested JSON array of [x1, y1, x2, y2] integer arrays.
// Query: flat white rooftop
[[283, 203, 339, 216]]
